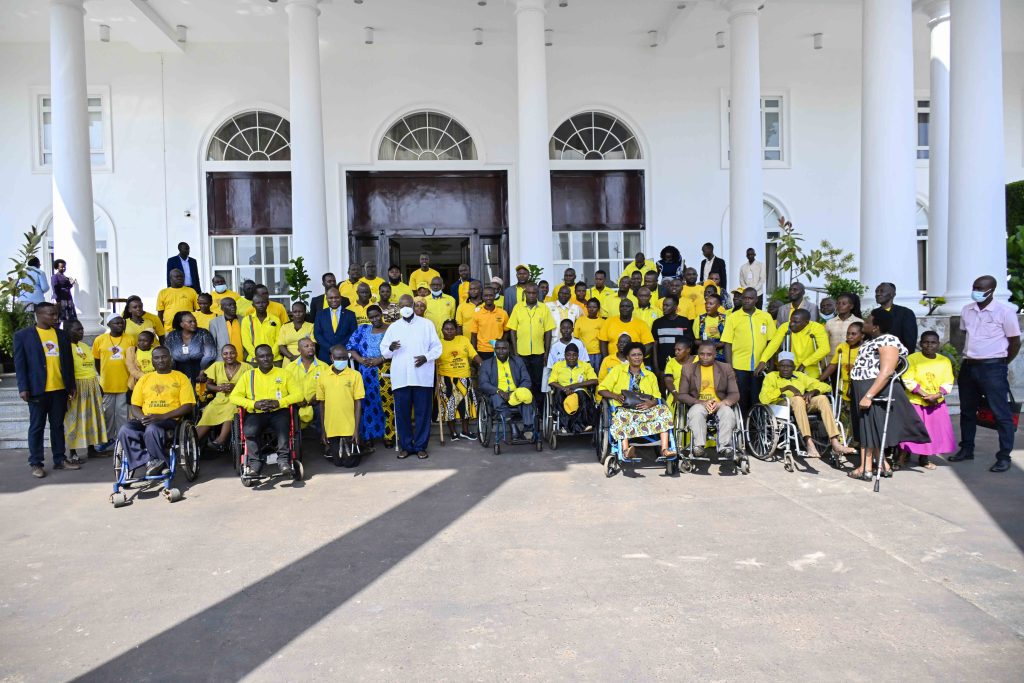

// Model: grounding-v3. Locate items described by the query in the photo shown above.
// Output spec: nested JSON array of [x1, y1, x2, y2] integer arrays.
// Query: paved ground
[[1, 427, 1023, 682]]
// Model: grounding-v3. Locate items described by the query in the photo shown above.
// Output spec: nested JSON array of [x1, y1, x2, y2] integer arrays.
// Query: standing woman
[[847, 309, 929, 480], [436, 319, 481, 440], [277, 301, 314, 367], [51, 259, 77, 324], [195, 344, 251, 451], [123, 295, 166, 340], [164, 311, 218, 388], [64, 320, 107, 461], [346, 305, 393, 448], [377, 283, 401, 323]]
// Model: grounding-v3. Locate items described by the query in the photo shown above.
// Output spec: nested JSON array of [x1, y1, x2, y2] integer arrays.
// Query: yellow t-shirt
[[408, 267, 442, 292], [135, 348, 155, 375], [598, 354, 626, 381], [829, 342, 860, 391], [621, 260, 659, 279], [156, 286, 198, 329], [131, 370, 194, 415], [387, 281, 415, 301], [71, 340, 96, 380], [573, 316, 605, 354], [37, 327, 64, 391], [598, 316, 654, 346], [347, 302, 373, 326], [266, 300, 290, 325], [506, 303, 557, 356], [241, 314, 281, 362], [464, 306, 509, 352], [229, 366, 302, 413], [359, 276, 386, 300], [438, 336, 477, 379], [678, 284, 705, 320], [210, 289, 243, 315], [698, 364, 719, 401], [720, 309, 777, 372], [92, 333, 137, 393], [548, 360, 597, 387], [903, 352, 954, 407], [495, 359, 517, 392], [125, 313, 165, 339], [338, 279, 364, 304], [193, 310, 217, 330], [316, 367, 365, 438], [277, 321, 315, 362], [586, 287, 619, 319]]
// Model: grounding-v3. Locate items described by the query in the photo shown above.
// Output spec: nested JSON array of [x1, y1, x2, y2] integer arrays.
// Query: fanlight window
[[207, 111, 291, 161], [378, 111, 477, 161], [550, 112, 642, 161]]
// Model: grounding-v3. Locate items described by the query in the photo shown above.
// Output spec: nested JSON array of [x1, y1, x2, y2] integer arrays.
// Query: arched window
[[916, 202, 928, 292], [206, 111, 291, 161], [44, 207, 115, 315], [378, 111, 477, 161], [549, 111, 642, 160]]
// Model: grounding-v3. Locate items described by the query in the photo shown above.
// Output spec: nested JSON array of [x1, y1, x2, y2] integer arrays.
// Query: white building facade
[[1, 0, 1022, 331]]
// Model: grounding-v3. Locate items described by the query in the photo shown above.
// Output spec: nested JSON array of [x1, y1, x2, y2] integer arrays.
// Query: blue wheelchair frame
[[110, 418, 196, 507], [598, 399, 680, 477]]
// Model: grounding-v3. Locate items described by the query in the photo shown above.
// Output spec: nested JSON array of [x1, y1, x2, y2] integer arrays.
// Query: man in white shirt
[[546, 285, 583, 325], [380, 294, 442, 459], [738, 248, 766, 307]]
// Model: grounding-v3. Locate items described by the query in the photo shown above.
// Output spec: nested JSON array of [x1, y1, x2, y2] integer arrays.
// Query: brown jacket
[[677, 360, 740, 407]]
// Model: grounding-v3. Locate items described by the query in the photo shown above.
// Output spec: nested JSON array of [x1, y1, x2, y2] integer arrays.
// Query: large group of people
[[12, 239, 1020, 483]]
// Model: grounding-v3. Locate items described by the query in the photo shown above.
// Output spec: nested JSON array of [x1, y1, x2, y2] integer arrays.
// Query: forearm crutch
[[872, 358, 908, 493]]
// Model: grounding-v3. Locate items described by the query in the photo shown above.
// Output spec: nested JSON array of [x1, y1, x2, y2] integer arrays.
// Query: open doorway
[[391, 237, 468, 288]]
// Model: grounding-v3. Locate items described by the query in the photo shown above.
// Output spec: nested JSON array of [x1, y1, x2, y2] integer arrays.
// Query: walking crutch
[[872, 357, 908, 493]]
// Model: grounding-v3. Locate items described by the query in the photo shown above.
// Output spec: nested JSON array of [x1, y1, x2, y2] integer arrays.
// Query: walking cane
[[872, 357, 907, 493], [832, 349, 844, 417]]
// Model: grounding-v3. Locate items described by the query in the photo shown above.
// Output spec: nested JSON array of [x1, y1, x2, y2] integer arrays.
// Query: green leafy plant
[[0, 226, 45, 358], [918, 295, 947, 315], [824, 277, 868, 301], [1007, 180, 1024, 236], [283, 256, 311, 305], [527, 264, 544, 284], [939, 342, 961, 379], [1007, 225, 1024, 313], [769, 286, 789, 303], [771, 216, 857, 286]]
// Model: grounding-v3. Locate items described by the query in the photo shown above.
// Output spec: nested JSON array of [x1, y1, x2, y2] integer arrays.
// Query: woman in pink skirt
[[899, 331, 956, 469]]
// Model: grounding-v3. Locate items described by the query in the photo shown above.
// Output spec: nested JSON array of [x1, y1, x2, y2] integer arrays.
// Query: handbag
[[977, 390, 1022, 431], [620, 390, 654, 409]]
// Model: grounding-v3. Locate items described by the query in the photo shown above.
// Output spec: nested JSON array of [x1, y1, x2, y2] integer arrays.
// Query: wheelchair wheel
[[740, 458, 751, 475], [747, 404, 780, 461], [477, 405, 491, 447], [112, 438, 127, 487], [230, 415, 243, 475], [809, 417, 831, 458], [535, 440, 543, 452], [605, 455, 618, 477], [110, 492, 128, 508], [290, 410, 303, 462], [163, 487, 183, 503], [292, 460, 304, 481], [178, 421, 200, 483]]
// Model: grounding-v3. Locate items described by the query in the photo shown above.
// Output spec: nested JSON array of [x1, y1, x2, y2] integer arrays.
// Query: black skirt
[[850, 378, 930, 449]]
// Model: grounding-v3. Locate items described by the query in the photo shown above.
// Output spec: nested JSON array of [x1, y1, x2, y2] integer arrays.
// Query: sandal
[[417, 451, 429, 459], [921, 461, 937, 470], [847, 470, 870, 481], [660, 448, 677, 459], [397, 450, 411, 459]]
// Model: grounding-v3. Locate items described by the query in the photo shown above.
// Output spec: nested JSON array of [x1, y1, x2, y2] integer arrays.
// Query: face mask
[[431, 290, 442, 298], [819, 312, 836, 321], [400, 306, 414, 319], [214, 284, 227, 294], [333, 359, 349, 370], [971, 289, 991, 303]]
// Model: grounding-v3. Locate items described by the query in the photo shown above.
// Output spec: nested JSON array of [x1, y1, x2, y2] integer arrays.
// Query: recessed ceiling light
[[474, 27, 483, 46], [559, 1, 568, 7]]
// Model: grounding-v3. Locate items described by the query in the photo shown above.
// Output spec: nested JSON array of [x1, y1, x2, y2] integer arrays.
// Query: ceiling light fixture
[[474, 28, 483, 46], [813, 32, 823, 50], [559, 0, 568, 7], [477, 0, 487, 5], [715, 31, 725, 49], [176, 25, 187, 44], [677, 2, 687, 8], [648, 30, 659, 48], [354, 0, 364, 4], [545, 28, 553, 47], [99, 24, 110, 42], [364, 26, 374, 44]]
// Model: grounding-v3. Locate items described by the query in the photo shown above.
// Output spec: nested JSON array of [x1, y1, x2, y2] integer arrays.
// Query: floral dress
[[347, 324, 393, 441]]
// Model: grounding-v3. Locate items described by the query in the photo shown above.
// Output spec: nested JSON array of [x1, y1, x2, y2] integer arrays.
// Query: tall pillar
[[514, 0, 553, 279], [859, 0, 918, 302], [723, 0, 764, 289], [49, 0, 101, 332], [285, 0, 330, 281], [917, 1, 950, 299], [945, 0, 1005, 308]]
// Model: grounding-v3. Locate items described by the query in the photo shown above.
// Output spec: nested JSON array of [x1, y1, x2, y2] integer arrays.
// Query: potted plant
[[283, 256, 311, 306], [0, 226, 45, 370]]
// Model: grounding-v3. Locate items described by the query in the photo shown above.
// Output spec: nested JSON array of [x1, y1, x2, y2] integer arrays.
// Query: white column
[[49, 0, 101, 333], [917, 1, 950, 299], [723, 0, 764, 288], [514, 0, 553, 279], [285, 0, 330, 281], [945, 0, 1005, 308], [859, 0, 918, 302]]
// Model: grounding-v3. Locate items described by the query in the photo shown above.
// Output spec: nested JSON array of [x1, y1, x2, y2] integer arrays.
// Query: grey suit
[[208, 315, 236, 355]]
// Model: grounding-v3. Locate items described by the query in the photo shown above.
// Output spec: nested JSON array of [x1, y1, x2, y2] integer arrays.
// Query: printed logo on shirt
[[43, 341, 59, 357], [110, 346, 123, 360]]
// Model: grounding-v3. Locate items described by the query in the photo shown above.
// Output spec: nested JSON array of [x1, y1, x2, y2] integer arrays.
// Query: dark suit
[[307, 292, 351, 323], [884, 304, 919, 354], [13, 325, 75, 467], [166, 255, 201, 293], [313, 307, 358, 362], [478, 354, 536, 425], [699, 256, 727, 292]]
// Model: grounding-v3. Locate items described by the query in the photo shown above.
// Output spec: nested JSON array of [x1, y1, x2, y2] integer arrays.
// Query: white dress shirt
[[380, 314, 442, 389], [546, 300, 582, 325], [179, 256, 193, 287], [739, 260, 765, 295]]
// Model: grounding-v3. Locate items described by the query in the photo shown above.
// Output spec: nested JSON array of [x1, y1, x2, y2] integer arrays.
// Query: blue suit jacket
[[313, 307, 358, 362], [13, 325, 75, 397], [166, 255, 201, 293]]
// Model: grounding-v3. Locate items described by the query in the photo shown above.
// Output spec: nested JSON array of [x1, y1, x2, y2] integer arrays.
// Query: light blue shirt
[[17, 267, 49, 305]]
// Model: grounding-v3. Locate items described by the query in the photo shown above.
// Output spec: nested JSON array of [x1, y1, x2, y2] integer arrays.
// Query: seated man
[[229, 344, 303, 476], [543, 318, 590, 387], [548, 343, 599, 434], [758, 351, 856, 459], [675, 341, 740, 457], [478, 339, 535, 439], [118, 346, 195, 477]]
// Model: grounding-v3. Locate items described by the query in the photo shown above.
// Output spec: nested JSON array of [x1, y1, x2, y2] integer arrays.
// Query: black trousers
[[958, 360, 1015, 459], [27, 390, 68, 467], [243, 409, 291, 469], [734, 369, 763, 415], [521, 354, 546, 408]]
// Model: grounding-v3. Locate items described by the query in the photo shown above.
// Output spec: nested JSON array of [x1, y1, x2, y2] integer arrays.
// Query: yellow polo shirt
[[574, 316, 605, 355], [125, 313, 165, 339], [456, 301, 483, 329], [621, 260, 659, 279], [678, 284, 705, 321], [759, 321, 830, 378], [337, 279, 364, 304], [156, 286, 198, 329], [720, 308, 777, 372], [132, 370, 194, 415], [548, 360, 597, 387], [586, 287, 619, 319], [266, 300, 290, 325], [230, 366, 302, 412], [634, 304, 661, 328], [424, 294, 457, 335], [465, 305, 509, 352], [37, 327, 64, 392], [506, 302, 557, 356], [408, 267, 441, 292], [316, 367, 365, 438], [92, 332, 137, 393], [241, 314, 281, 362], [287, 357, 325, 402], [193, 310, 217, 330]]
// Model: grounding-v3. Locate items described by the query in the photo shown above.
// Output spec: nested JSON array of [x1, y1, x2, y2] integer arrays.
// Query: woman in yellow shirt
[[277, 302, 315, 367], [196, 343, 252, 451], [598, 342, 676, 460], [898, 330, 956, 470], [436, 320, 481, 440], [123, 295, 165, 340], [125, 330, 157, 389], [63, 320, 107, 459]]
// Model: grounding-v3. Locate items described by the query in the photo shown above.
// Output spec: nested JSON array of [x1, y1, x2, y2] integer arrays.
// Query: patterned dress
[[65, 341, 107, 449], [347, 324, 393, 441]]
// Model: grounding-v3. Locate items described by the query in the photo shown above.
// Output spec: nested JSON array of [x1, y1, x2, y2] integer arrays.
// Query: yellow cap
[[563, 392, 579, 415], [509, 387, 533, 406]]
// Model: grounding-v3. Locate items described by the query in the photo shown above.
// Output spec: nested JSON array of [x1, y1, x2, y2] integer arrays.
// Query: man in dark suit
[[313, 287, 358, 363], [874, 282, 918, 352], [167, 242, 201, 293], [308, 272, 338, 322], [698, 242, 727, 293], [13, 302, 78, 478], [477, 339, 536, 439]]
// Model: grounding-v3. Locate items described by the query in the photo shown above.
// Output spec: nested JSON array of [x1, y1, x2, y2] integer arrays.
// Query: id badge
[[760, 325, 767, 334], [275, 389, 282, 400], [181, 345, 190, 354]]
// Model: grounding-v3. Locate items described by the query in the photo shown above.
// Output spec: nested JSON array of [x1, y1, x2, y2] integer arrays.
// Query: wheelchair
[[543, 387, 597, 450], [595, 401, 680, 477], [674, 402, 749, 475], [477, 394, 543, 455], [746, 397, 848, 473], [435, 376, 479, 444], [230, 405, 304, 486], [110, 416, 199, 508]]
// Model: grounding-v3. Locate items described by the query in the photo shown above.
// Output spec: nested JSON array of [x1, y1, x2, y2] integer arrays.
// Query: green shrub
[[824, 277, 867, 301]]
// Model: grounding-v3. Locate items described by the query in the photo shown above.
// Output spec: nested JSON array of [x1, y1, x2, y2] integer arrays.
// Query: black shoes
[[990, 460, 1011, 473], [54, 460, 81, 471], [31, 465, 45, 478], [949, 449, 974, 462]]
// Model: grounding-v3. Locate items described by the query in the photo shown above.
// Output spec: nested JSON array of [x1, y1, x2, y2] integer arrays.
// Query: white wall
[[0, 0, 1021, 310]]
